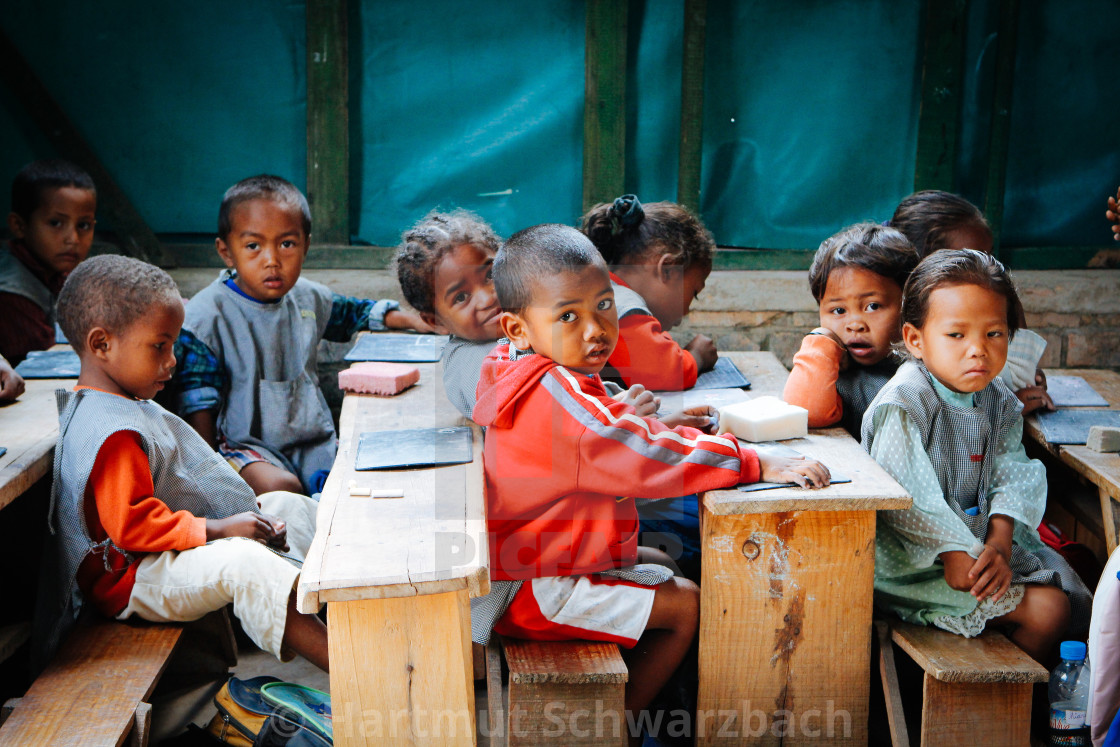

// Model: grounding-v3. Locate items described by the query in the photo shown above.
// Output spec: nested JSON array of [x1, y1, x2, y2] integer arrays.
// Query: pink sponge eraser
[[338, 362, 420, 396]]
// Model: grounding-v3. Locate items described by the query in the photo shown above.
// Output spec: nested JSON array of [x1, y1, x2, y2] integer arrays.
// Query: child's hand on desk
[[617, 383, 660, 417], [0, 355, 25, 403], [660, 405, 718, 432], [206, 511, 288, 551], [684, 334, 718, 372], [758, 452, 831, 489], [1016, 368, 1054, 414]]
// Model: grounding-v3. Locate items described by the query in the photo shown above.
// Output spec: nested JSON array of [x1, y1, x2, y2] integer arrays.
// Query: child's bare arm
[[185, 409, 219, 450], [968, 515, 1013, 600], [384, 307, 435, 333], [757, 452, 831, 488], [940, 551, 975, 592], [1108, 187, 1120, 241]]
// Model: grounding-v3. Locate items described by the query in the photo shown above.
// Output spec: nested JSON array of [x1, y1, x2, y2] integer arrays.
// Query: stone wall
[[170, 268, 1120, 370]]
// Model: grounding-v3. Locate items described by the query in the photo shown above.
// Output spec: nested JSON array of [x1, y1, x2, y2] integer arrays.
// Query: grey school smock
[[34, 388, 258, 670], [182, 272, 338, 490], [861, 360, 1091, 633]]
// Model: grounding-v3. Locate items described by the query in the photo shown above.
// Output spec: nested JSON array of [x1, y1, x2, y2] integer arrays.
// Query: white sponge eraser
[[1087, 425, 1120, 453], [716, 396, 808, 442], [338, 361, 420, 395]]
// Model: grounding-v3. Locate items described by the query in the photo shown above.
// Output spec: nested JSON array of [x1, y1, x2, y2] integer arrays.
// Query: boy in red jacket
[[474, 224, 828, 731]]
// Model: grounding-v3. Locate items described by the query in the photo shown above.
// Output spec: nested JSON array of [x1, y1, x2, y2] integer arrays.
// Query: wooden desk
[[1024, 368, 1120, 554], [0, 377, 68, 512], [696, 352, 910, 746], [297, 362, 487, 746]]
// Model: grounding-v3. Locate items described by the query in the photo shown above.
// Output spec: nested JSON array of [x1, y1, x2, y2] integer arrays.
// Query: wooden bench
[[876, 620, 1048, 747], [0, 609, 236, 746], [486, 637, 628, 747]]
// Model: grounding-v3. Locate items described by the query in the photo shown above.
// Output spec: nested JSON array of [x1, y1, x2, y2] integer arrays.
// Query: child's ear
[[86, 327, 112, 360], [419, 311, 449, 336], [655, 254, 681, 284], [901, 322, 923, 359], [7, 212, 26, 240], [499, 311, 530, 350], [215, 237, 236, 268]]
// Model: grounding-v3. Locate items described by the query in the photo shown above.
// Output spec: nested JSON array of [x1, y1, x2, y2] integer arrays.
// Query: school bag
[[207, 675, 332, 747]]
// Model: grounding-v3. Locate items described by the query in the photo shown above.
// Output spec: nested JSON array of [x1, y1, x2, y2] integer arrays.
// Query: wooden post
[[983, 0, 1021, 263], [583, 0, 628, 213], [306, 0, 350, 245], [0, 27, 170, 267], [677, 0, 707, 215], [912, 0, 968, 193]]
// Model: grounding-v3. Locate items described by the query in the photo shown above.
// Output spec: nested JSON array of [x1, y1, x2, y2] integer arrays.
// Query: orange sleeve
[[609, 314, 699, 391], [782, 334, 846, 428], [89, 431, 208, 552]]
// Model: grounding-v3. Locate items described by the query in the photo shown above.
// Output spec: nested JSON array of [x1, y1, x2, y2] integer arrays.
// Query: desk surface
[[0, 378, 68, 511], [1024, 368, 1120, 498], [704, 352, 911, 515], [296, 361, 488, 613]]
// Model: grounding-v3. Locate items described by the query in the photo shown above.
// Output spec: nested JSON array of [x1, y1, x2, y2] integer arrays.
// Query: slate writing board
[[693, 357, 751, 391], [1046, 376, 1110, 408], [355, 426, 473, 471], [345, 333, 450, 363], [14, 349, 80, 378], [1036, 409, 1120, 445], [737, 441, 851, 492]]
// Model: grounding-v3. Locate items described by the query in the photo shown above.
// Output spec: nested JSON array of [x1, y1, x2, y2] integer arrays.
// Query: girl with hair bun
[[581, 195, 717, 391]]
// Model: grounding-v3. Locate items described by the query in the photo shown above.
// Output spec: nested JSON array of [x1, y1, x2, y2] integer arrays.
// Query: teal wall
[[1, 0, 1117, 255]]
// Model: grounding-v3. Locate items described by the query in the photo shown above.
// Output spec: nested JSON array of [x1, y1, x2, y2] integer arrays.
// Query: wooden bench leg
[[920, 676, 1032, 747], [875, 622, 911, 747], [486, 638, 507, 747], [1099, 485, 1118, 555], [130, 702, 152, 747]]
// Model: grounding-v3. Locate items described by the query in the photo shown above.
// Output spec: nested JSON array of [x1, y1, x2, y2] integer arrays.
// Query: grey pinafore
[[182, 272, 337, 491]]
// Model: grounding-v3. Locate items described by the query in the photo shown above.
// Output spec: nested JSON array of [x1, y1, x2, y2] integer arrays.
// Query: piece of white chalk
[[1087, 425, 1120, 453], [716, 396, 808, 442]]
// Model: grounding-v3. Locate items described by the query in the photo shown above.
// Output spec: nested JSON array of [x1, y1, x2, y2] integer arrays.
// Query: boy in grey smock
[[175, 175, 428, 496]]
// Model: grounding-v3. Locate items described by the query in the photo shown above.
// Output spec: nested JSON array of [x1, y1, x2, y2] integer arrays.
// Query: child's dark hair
[[58, 255, 181, 353], [808, 223, 918, 302], [901, 249, 1021, 338], [218, 175, 311, 240], [889, 190, 991, 259], [10, 159, 96, 220], [494, 224, 603, 314], [396, 209, 501, 313], [581, 195, 715, 270]]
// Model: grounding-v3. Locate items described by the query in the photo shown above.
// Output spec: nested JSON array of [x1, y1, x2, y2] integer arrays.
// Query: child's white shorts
[[493, 572, 660, 647], [116, 491, 318, 659]]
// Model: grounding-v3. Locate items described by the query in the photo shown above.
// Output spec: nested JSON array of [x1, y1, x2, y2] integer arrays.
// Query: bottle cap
[[1060, 640, 1087, 661]]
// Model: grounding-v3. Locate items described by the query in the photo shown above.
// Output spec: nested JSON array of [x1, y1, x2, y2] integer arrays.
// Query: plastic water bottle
[[1049, 640, 1091, 746]]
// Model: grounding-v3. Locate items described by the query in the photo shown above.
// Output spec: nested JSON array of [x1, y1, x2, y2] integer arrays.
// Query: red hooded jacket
[[474, 343, 760, 580]]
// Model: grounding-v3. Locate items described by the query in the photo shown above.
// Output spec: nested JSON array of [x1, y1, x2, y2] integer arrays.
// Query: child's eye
[[947, 332, 963, 338], [559, 311, 576, 323], [598, 298, 613, 311], [48, 219, 63, 228], [829, 307, 845, 316], [866, 302, 881, 312], [988, 330, 1004, 338], [453, 292, 468, 305], [245, 242, 259, 251], [281, 240, 296, 249], [485, 267, 494, 281], [77, 221, 94, 232]]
